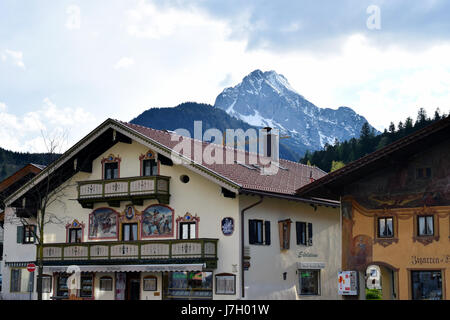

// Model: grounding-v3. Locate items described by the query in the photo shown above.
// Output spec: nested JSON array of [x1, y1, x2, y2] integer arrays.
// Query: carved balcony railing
[[77, 175, 170, 207], [38, 239, 218, 269]]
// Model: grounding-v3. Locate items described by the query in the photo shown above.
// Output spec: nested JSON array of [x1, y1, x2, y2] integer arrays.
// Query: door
[[126, 273, 141, 300]]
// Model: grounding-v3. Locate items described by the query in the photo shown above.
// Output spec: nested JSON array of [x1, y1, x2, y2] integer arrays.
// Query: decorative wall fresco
[[347, 140, 450, 209], [89, 208, 118, 239], [141, 205, 174, 238]]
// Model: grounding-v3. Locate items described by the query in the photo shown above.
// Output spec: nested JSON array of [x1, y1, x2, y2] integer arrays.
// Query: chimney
[[261, 127, 279, 162]]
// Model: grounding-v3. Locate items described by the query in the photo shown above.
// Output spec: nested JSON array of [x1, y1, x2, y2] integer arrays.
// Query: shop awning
[[43, 263, 205, 273]]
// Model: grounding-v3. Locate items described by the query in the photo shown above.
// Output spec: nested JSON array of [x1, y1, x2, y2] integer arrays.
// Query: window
[[180, 222, 196, 239], [68, 228, 82, 243], [299, 270, 320, 296], [56, 275, 69, 297], [99, 276, 113, 291], [411, 271, 442, 300], [122, 223, 138, 241], [80, 274, 94, 298], [41, 275, 52, 293], [10, 269, 21, 292], [143, 276, 157, 291], [417, 216, 434, 236], [249, 219, 270, 245], [278, 219, 292, 250], [104, 162, 119, 180], [142, 159, 158, 176], [23, 225, 36, 244], [416, 167, 432, 180], [215, 274, 236, 295], [378, 217, 394, 238], [296, 222, 313, 246]]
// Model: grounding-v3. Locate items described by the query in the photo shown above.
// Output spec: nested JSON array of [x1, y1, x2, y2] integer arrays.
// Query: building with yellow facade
[[297, 116, 450, 300]]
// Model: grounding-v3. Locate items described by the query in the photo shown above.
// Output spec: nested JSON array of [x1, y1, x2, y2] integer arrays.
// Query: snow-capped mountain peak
[[214, 69, 377, 155]]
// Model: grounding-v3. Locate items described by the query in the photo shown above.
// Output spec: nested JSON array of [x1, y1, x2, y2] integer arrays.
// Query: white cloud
[[0, 99, 97, 153], [2, 50, 25, 69], [65, 5, 81, 30], [114, 57, 135, 70]]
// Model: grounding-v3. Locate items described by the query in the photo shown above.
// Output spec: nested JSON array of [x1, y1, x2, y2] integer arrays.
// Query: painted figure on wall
[[141, 205, 173, 237], [89, 208, 118, 239]]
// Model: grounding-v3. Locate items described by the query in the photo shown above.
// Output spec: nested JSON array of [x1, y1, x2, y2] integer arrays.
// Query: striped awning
[[43, 263, 205, 273]]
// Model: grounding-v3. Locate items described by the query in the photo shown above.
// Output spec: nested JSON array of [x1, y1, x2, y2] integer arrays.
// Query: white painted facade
[[1, 129, 341, 300]]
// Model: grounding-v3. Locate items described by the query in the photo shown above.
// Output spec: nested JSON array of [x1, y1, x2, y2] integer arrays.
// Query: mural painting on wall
[[89, 208, 118, 239], [141, 205, 173, 237], [349, 148, 450, 209], [349, 234, 373, 271]]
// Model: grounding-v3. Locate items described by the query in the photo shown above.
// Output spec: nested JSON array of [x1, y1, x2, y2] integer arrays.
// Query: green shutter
[[17, 226, 24, 244]]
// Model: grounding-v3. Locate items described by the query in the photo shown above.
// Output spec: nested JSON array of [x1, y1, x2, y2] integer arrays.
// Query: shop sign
[[411, 255, 450, 265]]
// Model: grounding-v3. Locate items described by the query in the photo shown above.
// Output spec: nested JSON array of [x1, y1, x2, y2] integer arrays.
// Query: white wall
[[240, 195, 342, 300]]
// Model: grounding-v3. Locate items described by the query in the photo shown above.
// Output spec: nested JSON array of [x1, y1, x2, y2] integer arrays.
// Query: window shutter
[[17, 226, 24, 244], [32, 225, 37, 243], [249, 220, 256, 244], [307, 223, 313, 246], [296, 222, 302, 245], [264, 221, 271, 245]]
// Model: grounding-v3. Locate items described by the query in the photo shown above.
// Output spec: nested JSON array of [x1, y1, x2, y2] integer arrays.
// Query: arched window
[[101, 154, 121, 180]]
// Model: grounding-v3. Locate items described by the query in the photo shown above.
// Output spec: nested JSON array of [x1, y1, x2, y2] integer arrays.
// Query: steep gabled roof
[[4, 118, 331, 207], [296, 115, 450, 200]]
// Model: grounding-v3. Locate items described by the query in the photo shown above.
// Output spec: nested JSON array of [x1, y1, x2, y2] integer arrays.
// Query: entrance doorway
[[126, 273, 141, 300], [365, 264, 397, 300]]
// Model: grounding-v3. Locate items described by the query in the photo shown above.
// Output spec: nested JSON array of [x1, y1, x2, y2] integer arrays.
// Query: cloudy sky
[[1, 0, 450, 152]]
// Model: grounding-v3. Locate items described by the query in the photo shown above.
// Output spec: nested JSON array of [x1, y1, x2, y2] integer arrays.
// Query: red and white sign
[[338, 271, 358, 295], [27, 263, 36, 273]]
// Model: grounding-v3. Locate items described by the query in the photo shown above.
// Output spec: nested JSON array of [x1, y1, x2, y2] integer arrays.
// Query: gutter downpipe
[[240, 195, 264, 299]]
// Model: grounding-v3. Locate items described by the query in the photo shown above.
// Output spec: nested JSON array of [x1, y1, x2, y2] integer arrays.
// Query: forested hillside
[[0, 148, 59, 181], [300, 108, 447, 172]]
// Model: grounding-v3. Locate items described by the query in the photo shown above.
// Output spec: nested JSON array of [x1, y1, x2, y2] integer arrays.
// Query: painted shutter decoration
[[264, 221, 271, 245], [308, 223, 313, 246], [17, 225, 24, 244]]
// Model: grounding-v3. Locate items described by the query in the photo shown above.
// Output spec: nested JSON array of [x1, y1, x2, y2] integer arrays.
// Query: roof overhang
[[239, 188, 340, 208], [4, 118, 241, 207], [296, 116, 450, 200]]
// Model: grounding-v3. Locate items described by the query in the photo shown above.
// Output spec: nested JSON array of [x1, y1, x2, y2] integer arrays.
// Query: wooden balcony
[[38, 239, 218, 269], [77, 175, 170, 208]]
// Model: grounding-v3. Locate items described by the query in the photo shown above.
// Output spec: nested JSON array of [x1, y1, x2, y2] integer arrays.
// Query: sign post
[[27, 263, 36, 300]]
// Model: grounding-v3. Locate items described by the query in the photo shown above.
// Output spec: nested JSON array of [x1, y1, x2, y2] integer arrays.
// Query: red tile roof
[[119, 121, 326, 195]]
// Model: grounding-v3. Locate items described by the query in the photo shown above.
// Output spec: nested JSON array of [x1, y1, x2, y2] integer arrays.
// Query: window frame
[[298, 269, 321, 296], [248, 219, 271, 246], [215, 273, 236, 295], [99, 276, 113, 292], [23, 225, 36, 244], [296, 221, 313, 246], [122, 223, 139, 241], [143, 276, 158, 291], [142, 159, 158, 177], [68, 227, 83, 243], [179, 222, 196, 240], [79, 274, 94, 298], [377, 217, 394, 238], [417, 215, 434, 237]]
